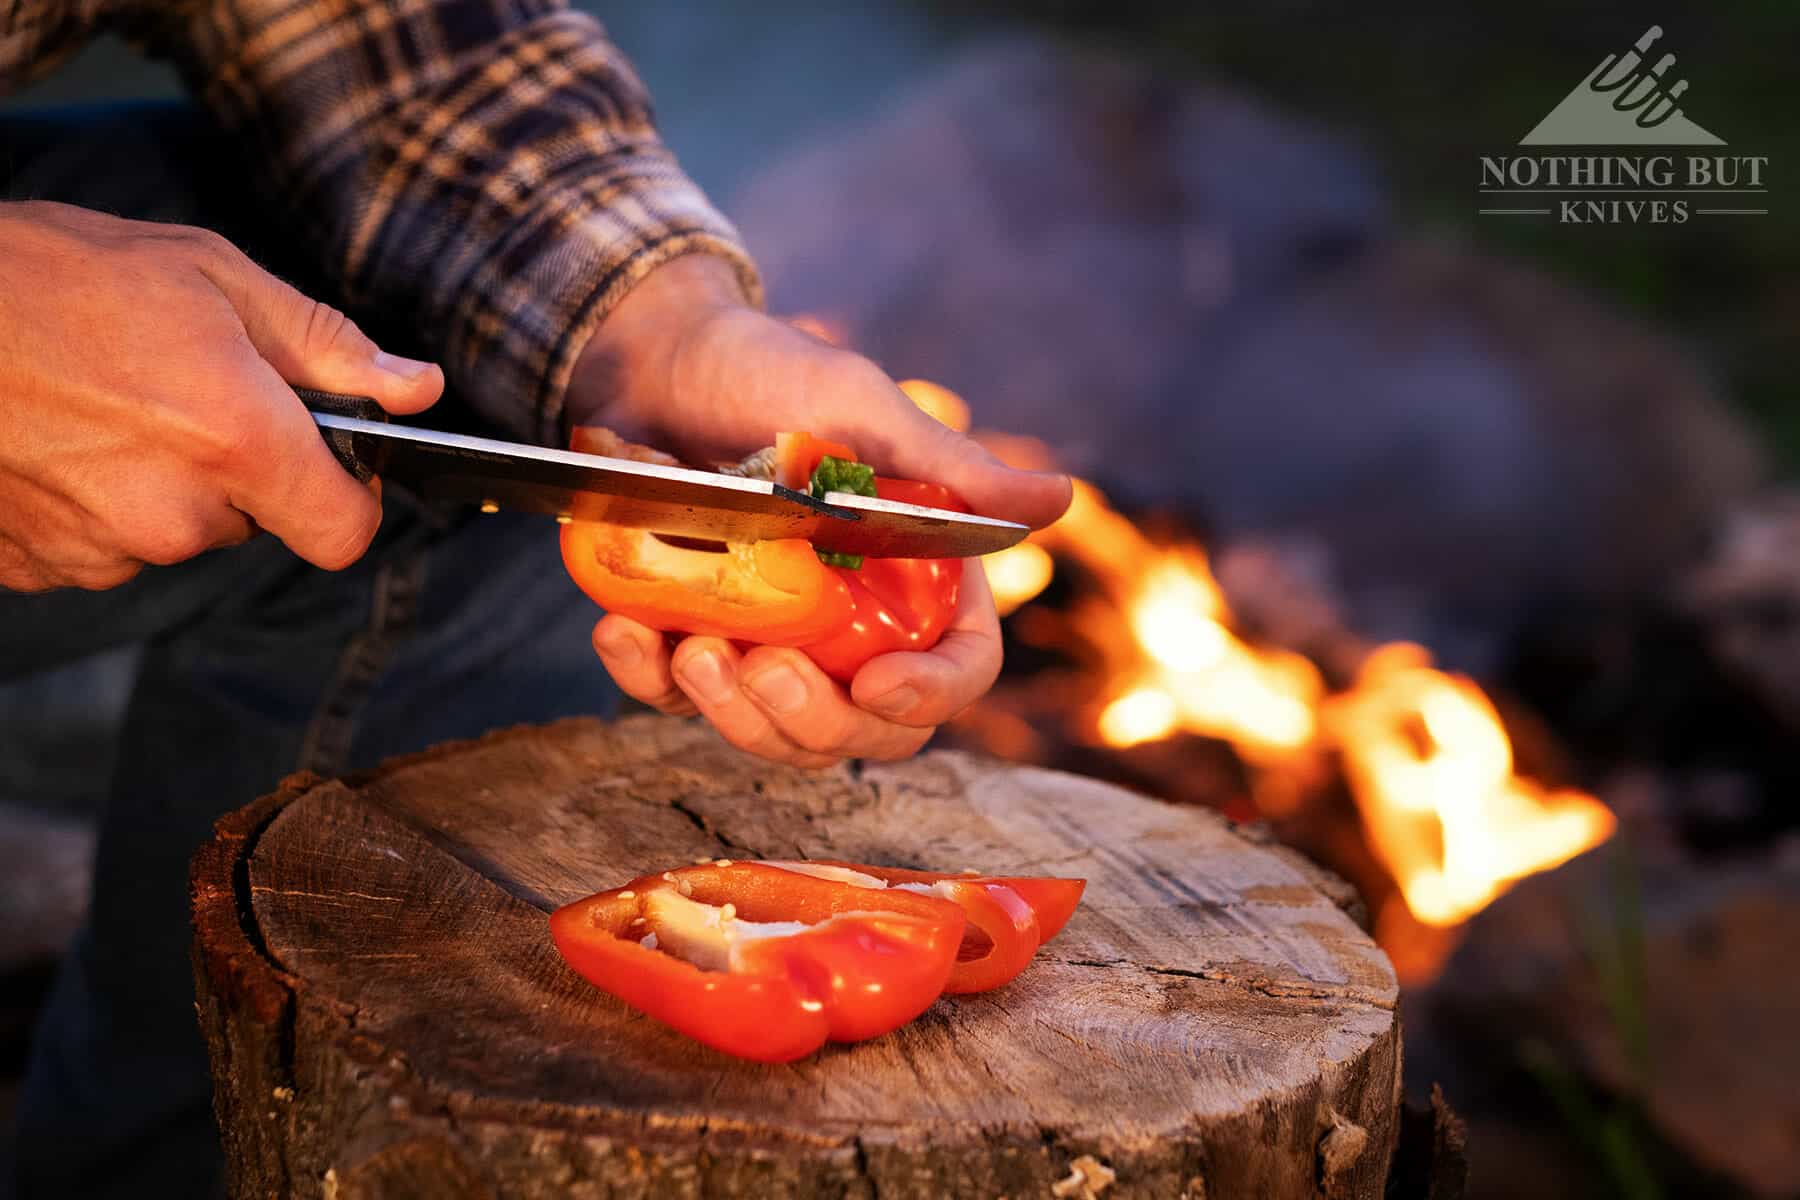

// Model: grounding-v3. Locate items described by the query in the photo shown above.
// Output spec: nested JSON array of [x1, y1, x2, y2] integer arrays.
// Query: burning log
[[191, 716, 1403, 1198]]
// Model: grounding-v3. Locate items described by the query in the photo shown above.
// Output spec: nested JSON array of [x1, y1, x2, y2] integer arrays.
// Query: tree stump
[[191, 716, 1401, 1199]]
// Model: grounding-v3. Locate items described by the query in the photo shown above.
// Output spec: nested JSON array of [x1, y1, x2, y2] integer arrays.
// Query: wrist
[[566, 253, 748, 436]]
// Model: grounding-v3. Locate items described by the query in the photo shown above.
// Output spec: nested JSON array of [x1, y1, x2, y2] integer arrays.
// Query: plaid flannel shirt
[[0, 0, 762, 444]]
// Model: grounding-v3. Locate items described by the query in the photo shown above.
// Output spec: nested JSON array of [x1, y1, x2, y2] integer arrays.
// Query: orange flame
[[825, 366, 1613, 949], [1038, 482, 1323, 760], [983, 542, 1055, 616], [1323, 644, 1616, 926]]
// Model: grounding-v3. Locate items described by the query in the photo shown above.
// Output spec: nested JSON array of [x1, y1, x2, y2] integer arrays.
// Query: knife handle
[[295, 388, 389, 483]]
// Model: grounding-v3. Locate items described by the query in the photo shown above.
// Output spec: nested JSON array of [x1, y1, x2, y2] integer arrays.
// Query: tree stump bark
[[191, 715, 1401, 1199]]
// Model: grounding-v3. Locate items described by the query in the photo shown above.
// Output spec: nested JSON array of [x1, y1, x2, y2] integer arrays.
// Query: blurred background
[[3, 2, 1796, 1197]]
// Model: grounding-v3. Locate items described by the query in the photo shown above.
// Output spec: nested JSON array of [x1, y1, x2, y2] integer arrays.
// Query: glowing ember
[[1324, 644, 1617, 927], [1098, 687, 1179, 746]]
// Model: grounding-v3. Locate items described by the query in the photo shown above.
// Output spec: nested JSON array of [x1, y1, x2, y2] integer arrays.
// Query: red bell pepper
[[798, 477, 966, 680], [548, 861, 967, 1062], [755, 860, 1086, 994], [560, 430, 962, 682]]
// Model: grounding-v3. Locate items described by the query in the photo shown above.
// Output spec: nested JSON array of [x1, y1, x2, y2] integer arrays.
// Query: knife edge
[[310, 413, 854, 515]]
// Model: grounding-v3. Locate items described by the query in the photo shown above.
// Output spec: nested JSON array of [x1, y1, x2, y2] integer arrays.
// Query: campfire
[[889, 375, 1618, 981]]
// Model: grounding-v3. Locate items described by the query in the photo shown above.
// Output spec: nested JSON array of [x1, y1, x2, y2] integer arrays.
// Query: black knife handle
[[295, 387, 389, 483]]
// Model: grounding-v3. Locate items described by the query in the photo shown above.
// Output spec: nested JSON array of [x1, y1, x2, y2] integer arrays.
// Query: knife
[[300, 389, 1028, 559]]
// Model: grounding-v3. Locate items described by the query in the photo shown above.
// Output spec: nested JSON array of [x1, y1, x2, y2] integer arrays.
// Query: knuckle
[[130, 516, 213, 567], [716, 713, 790, 762], [788, 712, 853, 755], [53, 554, 138, 590], [300, 300, 362, 359], [719, 723, 773, 759], [969, 645, 1003, 693], [71, 560, 140, 591], [625, 676, 685, 712], [824, 352, 893, 399], [185, 360, 283, 469], [178, 225, 240, 266], [1, 570, 53, 594], [889, 728, 933, 760], [312, 510, 379, 571], [192, 406, 268, 472]]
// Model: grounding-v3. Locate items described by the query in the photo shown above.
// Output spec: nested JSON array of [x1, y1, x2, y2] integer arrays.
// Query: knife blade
[[300, 391, 1028, 559]]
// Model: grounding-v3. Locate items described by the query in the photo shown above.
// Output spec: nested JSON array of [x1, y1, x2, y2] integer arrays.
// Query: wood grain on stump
[[191, 716, 1401, 1199]]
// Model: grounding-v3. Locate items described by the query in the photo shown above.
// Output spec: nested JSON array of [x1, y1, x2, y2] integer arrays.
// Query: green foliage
[[1518, 838, 1661, 1200]]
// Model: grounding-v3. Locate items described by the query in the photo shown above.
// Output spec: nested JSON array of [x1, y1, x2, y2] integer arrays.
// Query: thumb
[[819, 376, 1072, 530], [209, 254, 443, 416]]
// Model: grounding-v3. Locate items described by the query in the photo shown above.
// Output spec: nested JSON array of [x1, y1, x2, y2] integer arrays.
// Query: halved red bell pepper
[[548, 861, 967, 1062], [561, 430, 963, 682], [797, 476, 966, 680], [755, 860, 1086, 994]]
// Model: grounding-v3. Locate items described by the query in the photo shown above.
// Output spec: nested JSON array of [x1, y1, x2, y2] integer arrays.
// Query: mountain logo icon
[[1522, 25, 1724, 145]]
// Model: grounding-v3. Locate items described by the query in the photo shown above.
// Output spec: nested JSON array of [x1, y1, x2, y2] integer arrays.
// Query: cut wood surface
[[191, 715, 1401, 1199]]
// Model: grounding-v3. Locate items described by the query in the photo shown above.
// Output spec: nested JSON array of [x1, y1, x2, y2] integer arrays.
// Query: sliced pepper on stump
[[548, 861, 967, 1062], [758, 861, 1086, 993], [560, 429, 963, 682], [551, 860, 1087, 1062]]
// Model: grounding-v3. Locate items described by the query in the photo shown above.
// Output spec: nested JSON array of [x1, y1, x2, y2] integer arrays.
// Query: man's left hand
[[566, 254, 1072, 767]]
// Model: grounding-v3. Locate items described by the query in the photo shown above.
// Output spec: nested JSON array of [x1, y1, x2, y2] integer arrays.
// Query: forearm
[[124, 0, 759, 443]]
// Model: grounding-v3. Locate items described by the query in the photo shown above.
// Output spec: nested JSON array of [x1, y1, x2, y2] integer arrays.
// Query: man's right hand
[[0, 201, 444, 592]]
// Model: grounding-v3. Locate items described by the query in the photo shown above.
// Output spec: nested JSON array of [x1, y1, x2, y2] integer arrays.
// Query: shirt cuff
[[443, 145, 764, 447]]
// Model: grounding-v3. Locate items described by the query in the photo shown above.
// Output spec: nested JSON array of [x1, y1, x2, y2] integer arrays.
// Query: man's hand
[[568, 254, 1072, 767], [0, 202, 444, 592]]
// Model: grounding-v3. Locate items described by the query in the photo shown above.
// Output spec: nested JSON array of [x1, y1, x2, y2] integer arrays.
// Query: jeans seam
[[294, 546, 427, 776]]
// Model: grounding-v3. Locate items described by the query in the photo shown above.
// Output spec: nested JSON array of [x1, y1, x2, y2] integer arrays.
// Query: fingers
[[829, 381, 1073, 530], [591, 615, 697, 716], [184, 232, 441, 571], [594, 574, 1003, 767], [589, 304, 1070, 528], [669, 639, 840, 769], [735, 645, 934, 762], [217, 353, 387, 571], [849, 565, 1003, 727], [196, 237, 443, 416], [719, 335, 1068, 530]]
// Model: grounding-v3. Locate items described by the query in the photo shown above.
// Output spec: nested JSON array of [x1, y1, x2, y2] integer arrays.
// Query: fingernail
[[598, 630, 642, 668], [677, 650, 735, 704], [373, 350, 435, 380], [744, 665, 808, 714], [864, 685, 918, 718]]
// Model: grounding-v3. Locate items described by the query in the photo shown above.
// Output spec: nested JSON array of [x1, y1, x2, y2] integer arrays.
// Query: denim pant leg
[[9, 499, 615, 1200], [3, 104, 620, 1196]]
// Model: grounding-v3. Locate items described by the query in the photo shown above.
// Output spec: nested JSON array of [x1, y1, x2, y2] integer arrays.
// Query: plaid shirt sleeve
[[116, 0, 764, 444]]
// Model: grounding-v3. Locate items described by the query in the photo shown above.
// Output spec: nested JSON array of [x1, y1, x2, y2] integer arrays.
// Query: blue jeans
[[0, 103, 621, 1198]]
